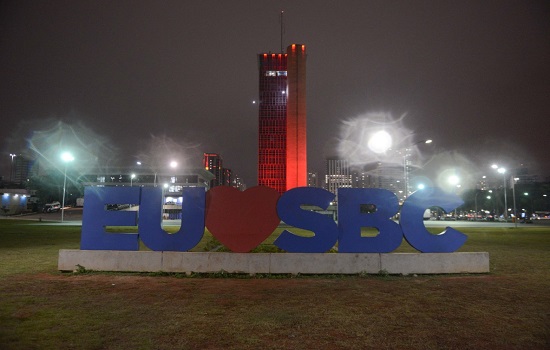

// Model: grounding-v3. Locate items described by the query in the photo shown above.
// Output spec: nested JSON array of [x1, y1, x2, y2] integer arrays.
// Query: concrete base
[[58, 250, 489, 275]]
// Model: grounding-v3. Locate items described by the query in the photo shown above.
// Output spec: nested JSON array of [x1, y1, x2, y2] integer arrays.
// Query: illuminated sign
[[80, 186, 466, 253], [265, 70, 287, 76]]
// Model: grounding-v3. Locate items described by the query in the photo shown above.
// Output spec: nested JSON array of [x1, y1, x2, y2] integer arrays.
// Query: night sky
[[1, 1, 549, 188]]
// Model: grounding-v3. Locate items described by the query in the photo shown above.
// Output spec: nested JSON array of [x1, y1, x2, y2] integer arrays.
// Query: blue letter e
[[80, 186, 140, 250]]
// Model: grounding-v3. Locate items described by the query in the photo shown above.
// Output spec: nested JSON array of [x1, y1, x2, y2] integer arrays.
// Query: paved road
[[3, 208, 549, 229], [0, 208, 84, 225], [424, 220, 550, 228]]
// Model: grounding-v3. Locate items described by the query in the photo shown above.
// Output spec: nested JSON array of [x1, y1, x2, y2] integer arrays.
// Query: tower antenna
[[280, 10, 284, 53]]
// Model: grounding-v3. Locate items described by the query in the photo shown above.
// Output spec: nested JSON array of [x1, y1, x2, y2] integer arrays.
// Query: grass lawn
[[0, 220, 549, 349]]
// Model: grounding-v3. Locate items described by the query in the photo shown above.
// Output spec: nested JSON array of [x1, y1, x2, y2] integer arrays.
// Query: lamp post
[[9, 153, 16, 182], [474, 191, 480, 221], [512, 177, 518, 227], [169, 160, 178, 184], [448, 175, 460, 218], [130, 173, 136, 187], [492, 165, 508, 221], [60, 152, 75, 222], [137, 160, 178, 188], [137, 161, 157, 186]]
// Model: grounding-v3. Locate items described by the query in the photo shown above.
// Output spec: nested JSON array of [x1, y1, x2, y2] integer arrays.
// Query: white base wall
[[58, 250, 490, 275]]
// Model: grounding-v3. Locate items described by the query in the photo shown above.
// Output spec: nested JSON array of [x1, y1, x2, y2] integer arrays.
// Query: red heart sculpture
[[205, 186, 281, 253]]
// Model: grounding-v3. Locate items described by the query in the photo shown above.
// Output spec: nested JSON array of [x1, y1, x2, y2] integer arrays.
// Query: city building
[[79, 167, 213, 220], [351, 169, 373, 189], [370, 163, 407, 202], [325, 158, 352, 196], [222, 168, 232, 187], [307, 171, 318, 187], [285, 44, 308, 190], [1, 189, 30, 215], [232, 176, 246, 191], [10, 154, 36, 185], [203, 153, 224, 188], [257, 44, 307, 194]]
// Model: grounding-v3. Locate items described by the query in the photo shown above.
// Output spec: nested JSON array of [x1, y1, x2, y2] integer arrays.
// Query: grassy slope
[[0, 220, 549, 349]]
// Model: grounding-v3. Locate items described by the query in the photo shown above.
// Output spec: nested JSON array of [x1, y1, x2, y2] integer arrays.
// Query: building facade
[[285, 44, 308, 190], [203, 153, 224, 188], [307, 171, 319, 187], [325, 158, 352, 196], [257, 44, 307, 194]]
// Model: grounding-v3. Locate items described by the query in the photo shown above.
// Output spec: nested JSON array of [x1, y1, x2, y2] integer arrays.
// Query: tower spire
[[280, 10, 284, 53]]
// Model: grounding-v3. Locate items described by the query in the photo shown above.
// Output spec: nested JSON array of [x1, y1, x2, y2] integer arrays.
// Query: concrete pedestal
[[58, 250, 489, 275]]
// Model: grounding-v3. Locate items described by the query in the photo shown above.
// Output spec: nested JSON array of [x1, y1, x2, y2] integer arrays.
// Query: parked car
[[43, 201, 61, 213]]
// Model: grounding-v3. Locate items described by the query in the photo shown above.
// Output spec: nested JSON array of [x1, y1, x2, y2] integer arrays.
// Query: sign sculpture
[[80, 186, 466, 254]]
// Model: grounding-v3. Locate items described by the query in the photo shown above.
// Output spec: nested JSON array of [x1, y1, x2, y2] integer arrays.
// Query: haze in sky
[[1, 1, 549, 186]]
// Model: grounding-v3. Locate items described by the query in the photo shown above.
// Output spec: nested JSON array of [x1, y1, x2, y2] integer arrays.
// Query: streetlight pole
[[512, 177, 517, 228], [60, 152, 75, 222], [9, 154, 16, 182], [492, 165, 508, 221], [137, 161, 157, 187], [130, 173, 136, 187], [474, 191, 479, 221]]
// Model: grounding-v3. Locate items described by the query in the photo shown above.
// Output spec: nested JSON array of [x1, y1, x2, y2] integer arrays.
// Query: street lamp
[[137, 160, 178, 188], [9, 153, 16, 182], [447, 175, 460, 218], [492, 165, 509, 221], [60, 152, 75, 222], [137, 161, 158, 186], [367, 130, 393, 154], [130, 173, 136, 187]]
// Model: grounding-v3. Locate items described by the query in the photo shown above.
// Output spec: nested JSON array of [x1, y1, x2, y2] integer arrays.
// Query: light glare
[[368, 130, 392, 154], [61, 152, 74, 162]]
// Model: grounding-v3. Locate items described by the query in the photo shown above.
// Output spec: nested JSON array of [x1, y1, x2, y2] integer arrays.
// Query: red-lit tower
[[257, 44, 307, 194], [286, 44, 307, 190], [257, 52, 288, 194]]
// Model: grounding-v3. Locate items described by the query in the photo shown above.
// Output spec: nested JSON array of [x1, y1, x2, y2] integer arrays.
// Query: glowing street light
[[60, 151, 75, 222], [367, 130, 393, 154], [130, 173, 136, 187], [448, 175, 460, 186]]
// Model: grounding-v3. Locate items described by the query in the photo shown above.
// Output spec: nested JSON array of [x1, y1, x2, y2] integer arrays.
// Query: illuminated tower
[[257, 52, 288, 193], [286, 44, 307, 190], [203, 153, 223, 188], [257, 44, 307, 194]]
